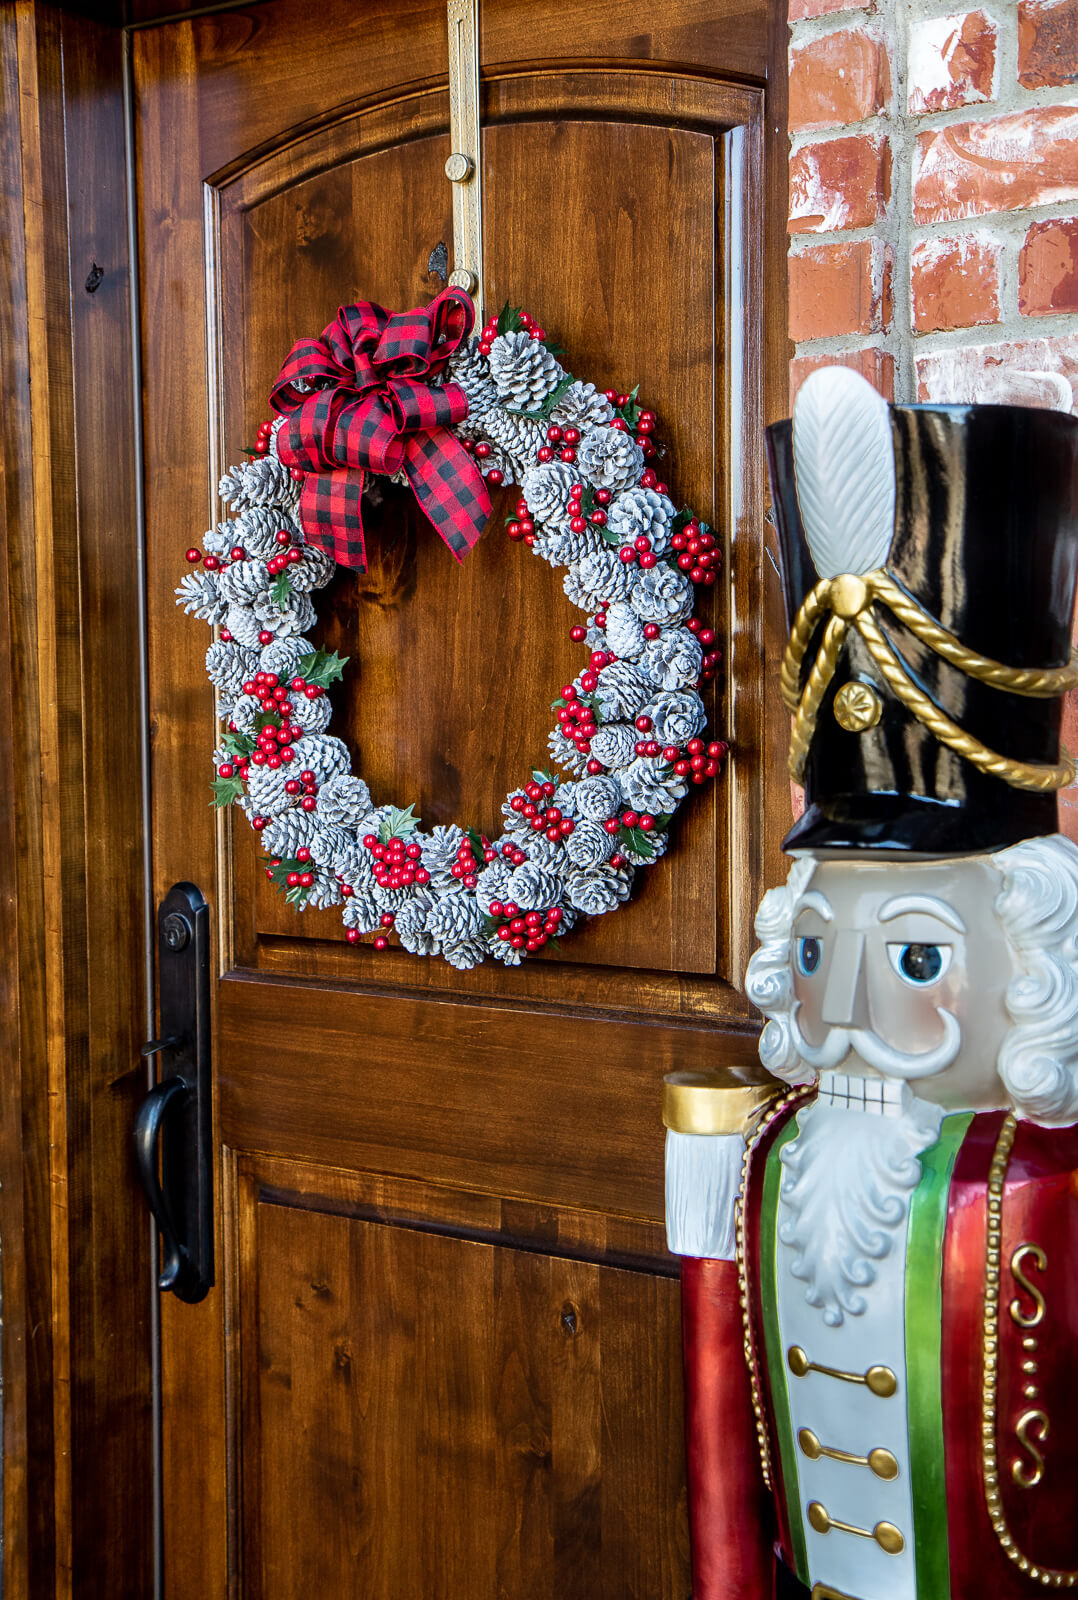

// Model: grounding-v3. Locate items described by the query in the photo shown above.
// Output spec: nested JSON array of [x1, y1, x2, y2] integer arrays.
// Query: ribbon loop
[[269, 287, 490, 571]]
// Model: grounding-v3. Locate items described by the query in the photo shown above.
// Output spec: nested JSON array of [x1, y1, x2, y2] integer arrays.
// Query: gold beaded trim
[[735, 1087, 812, 1489], [982, 1113, 1078, 1587], [781, 571, 1078, 793]]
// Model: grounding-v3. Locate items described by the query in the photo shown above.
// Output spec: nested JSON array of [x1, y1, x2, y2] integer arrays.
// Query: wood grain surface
[[134, 4, 789, 1595], [1, 6, 152, 1596]]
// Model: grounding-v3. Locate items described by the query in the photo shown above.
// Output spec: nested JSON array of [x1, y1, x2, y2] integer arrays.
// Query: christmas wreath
[[177, 287, 726, 968]]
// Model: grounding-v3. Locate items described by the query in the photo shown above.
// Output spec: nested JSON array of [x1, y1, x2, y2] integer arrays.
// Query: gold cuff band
[[662, 1071, 780, 1136]]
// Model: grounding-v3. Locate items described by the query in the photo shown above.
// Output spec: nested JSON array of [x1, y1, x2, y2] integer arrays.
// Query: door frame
[[0, 2, 790, 1595]]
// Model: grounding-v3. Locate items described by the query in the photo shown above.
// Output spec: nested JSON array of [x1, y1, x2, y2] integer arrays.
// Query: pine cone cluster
[[488, 331, 564, 409], [576, 427, 644, 495]]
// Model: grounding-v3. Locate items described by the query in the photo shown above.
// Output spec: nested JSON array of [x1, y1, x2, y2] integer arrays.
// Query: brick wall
[[785, 0, 1078, 829]]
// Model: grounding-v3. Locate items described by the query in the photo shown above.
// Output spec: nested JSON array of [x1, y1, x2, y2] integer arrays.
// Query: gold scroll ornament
[[446, 0, 484, 321], [781, 569, 1078, 793]]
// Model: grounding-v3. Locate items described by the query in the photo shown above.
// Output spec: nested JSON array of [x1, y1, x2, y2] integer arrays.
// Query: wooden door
[[134, 3, 788, 1594]]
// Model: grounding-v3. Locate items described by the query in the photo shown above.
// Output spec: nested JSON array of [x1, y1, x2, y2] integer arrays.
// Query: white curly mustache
[[790, 1003, 962, 1079]]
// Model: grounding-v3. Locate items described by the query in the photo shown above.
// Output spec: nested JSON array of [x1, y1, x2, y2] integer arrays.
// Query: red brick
[[1018, 0, 1078, 88], [916, 335, 1078, 411], [789, 241, 890, 341], [789, 0, 870, 20], [910, 233, 1001, 331], [790, 347, 896, 402], [914, 107, 1078, 224], [789, 29, 891, 132], [789, 136, 891, 234], [908, 11, 998, 113], [1020, 218, 1078, 315]]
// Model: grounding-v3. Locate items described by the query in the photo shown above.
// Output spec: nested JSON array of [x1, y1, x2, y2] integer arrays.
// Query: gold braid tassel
[[782, 569, 1078, 791], [856, 612, 1075, 793]]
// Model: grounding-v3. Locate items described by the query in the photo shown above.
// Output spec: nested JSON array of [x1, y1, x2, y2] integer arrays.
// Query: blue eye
[[887, 943, 950, 985], [796, 936, 822, 976]]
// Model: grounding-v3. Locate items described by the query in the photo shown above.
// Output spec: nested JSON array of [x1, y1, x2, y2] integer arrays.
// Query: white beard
[[777, 1093, 945, 1327]]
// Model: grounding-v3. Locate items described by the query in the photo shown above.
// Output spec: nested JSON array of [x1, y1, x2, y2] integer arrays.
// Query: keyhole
[[560, 1302, 579, 1336]]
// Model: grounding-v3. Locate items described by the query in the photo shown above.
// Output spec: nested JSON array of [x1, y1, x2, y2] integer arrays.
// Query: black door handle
[[134, 883, 213, 1304], [134, 1075, 190, 1291]]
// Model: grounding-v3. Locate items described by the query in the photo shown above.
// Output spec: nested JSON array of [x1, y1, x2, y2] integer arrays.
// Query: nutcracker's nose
[[821, 929, 870, 1029]]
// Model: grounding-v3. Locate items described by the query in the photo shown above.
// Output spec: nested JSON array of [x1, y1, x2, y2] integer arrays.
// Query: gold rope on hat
[[782, 569, 1078, 792]]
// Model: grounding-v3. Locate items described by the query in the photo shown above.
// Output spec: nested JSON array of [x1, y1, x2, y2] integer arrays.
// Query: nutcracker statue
[[665, 368, 1078, 1600]]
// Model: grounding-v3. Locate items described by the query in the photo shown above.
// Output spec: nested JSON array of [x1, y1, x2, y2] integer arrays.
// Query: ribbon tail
[[402, 432, 491, 562], [298, 469, 369, 572]]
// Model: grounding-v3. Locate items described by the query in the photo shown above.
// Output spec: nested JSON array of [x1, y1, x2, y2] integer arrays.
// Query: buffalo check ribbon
[[269, 286, 491, 572]]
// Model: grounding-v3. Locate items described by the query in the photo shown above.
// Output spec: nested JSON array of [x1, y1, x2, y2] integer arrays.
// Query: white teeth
[[818, 1070, 901, 1115]]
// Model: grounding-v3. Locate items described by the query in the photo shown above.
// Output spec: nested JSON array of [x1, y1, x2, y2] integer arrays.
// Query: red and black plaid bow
[[269, 287, 491, 572]]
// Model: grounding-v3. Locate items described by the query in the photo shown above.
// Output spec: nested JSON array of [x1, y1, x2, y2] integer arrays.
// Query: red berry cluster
[[536, 422, 583, 466], [554, 657, 615, 758], [488, 901, 563, 952], [671, 520, 720, 587], [249, 416, 304, 483], [506, 497, 535, 544], [477, 308, 546, 358], [462, 438, 504, 487], [449, 833, 499, 890], [361, 834, 428, 891], [509, 778, 576, 843], [685, 616, 722, 687]]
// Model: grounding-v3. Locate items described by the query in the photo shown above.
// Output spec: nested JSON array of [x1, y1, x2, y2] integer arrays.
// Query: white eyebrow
[[878, 894, 967, 934], [795, 891, 834, 922]]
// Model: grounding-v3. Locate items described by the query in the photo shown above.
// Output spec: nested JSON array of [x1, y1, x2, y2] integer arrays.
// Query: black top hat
[[767, 382, 1078, 856]]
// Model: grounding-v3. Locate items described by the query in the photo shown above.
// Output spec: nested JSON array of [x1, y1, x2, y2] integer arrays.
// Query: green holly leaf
[[614, 383, 642, 429], [496, 300, 525, 336], [253, 710, 281, 733], [378, 803, 421, 843], [210, 775, 246, 809], [672, 507, 696, 534], [531, 769, 557, 786], [598, 523, 622, 548], [617, 812, 673, 860], [297, 648, 349, 690], [481, 912, 503, 934], [271, 570, 293, 607], [220, 731, 255, 759], [262, 855, 306, 889], [465, 827, 486, 861]]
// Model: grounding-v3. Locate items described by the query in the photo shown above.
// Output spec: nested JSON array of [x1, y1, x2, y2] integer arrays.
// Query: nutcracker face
[[788, 855, 1021, 1113]]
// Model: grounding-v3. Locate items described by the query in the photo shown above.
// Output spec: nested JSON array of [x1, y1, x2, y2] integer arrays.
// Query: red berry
[[341, 883, 354, 897], [487, 469, 504, 486], [559, 448, 577, 464], [662, 745, 679, 762], [258, 630, 273, 645], [589, 509, 607, 527], [301, 795, 317, 811], [638, 815, 655, 832], [674, 759, 692, 776], [640, 470, 657, 488], [634, 715, 652, 733], [217, 762, 234, 779], [569, 625, 587, 642], [610, 853, 626, 869], [185, 547, 202, 563], [603, 818, 621, 835], [415, 868, 430, 886], [546, 425, 562, 442], [537, 446, 554, 463], [373, 936, 389, 951], [275, 530, 291, 546], [286, 871, 300, 887], [474, 441, 492, 459], [586, 759, 603, 775]]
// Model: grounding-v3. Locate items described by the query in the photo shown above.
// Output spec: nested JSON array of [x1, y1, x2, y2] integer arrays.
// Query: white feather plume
[[791, 367, 896, 579]]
